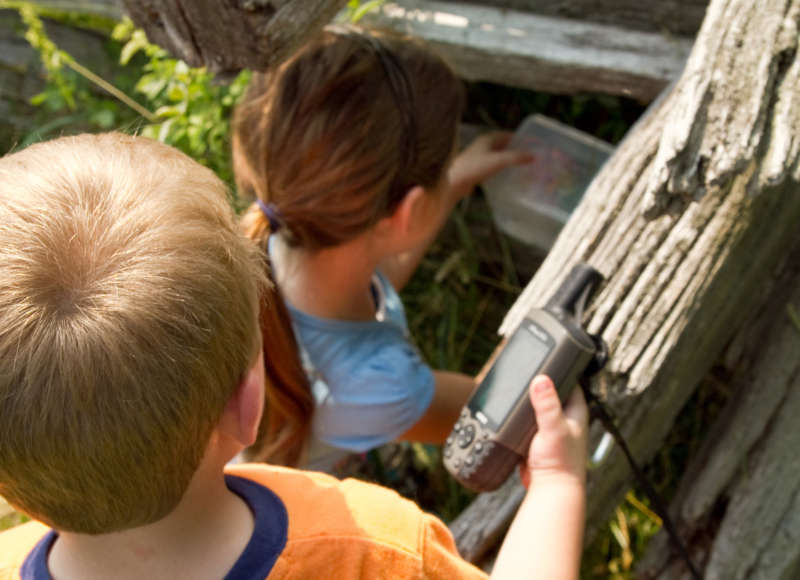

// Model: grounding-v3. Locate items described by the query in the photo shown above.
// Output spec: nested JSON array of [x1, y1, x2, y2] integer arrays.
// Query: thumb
[[529, 375, 565, 434]]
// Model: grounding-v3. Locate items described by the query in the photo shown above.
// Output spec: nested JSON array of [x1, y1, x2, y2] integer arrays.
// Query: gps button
[[458, 424, 476, 448]]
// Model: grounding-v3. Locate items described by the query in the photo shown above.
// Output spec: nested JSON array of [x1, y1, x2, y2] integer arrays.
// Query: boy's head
[[0, 133, 265, 534]]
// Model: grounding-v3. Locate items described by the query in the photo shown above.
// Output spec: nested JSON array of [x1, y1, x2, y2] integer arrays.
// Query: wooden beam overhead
[[456, 0, 709, 36], [362, 1, 695, 101]]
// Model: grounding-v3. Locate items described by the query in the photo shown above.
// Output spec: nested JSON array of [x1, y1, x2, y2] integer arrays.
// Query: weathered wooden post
[[451, 1, 800, 576]]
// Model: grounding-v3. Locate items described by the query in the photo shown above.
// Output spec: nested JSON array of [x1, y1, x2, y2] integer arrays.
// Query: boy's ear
[[219, 350, 265, 447], [376, 185, 426, 238]]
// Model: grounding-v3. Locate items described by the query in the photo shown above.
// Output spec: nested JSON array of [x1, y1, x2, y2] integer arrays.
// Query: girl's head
[[233, 26, 465, 248]]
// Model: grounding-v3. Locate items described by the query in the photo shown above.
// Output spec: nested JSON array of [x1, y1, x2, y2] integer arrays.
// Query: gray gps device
[[443, 263, 604, 492]]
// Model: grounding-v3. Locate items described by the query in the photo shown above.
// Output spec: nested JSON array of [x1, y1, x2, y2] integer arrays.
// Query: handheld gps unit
[[443, 263, 605, 492]]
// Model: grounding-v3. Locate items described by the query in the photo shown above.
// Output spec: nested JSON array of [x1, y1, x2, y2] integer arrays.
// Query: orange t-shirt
[[0, 464, 487, 579]]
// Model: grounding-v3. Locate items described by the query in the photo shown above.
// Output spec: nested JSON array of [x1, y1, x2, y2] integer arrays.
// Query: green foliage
[[18, 4, 84, 111], [10, 0, 385, 194], [11, 4, 247, 203], [338, 0, 386, 23], [7, 3, 156, 146], [111, 19, 250, 195]]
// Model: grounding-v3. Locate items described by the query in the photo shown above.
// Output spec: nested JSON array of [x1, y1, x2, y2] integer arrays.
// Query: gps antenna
[[545, 263, 603, 318]]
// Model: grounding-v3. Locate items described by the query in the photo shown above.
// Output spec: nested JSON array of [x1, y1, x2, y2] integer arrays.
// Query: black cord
[[579, 377, 703, 580]]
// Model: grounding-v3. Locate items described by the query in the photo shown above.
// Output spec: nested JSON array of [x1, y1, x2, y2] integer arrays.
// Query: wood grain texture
[[56, 0, 694, 99], [449, 473, 526, 563], [454, 0, 800, 568], [362, 1, 693, 100], [638, 250, 800, 579], [121, 0, 348, 75], [446, 0, 709, 36]]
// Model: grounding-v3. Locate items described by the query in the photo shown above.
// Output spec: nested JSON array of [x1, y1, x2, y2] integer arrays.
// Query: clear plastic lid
[[482, 114, 613, 251]]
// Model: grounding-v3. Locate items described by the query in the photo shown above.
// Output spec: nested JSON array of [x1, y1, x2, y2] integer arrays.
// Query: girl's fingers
[[467, 131, 512, 153], [498, 149, 535, 168], [487, 131, 514, 149], [478, 150, 534, 178]]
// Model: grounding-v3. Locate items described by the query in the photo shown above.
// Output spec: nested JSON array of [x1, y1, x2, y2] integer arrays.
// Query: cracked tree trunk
[[452, 0, 800, 575], [121, 0, 348, 76]]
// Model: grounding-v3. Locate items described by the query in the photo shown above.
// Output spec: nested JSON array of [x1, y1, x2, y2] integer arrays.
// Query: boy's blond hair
[[0, 133, 265, 534]]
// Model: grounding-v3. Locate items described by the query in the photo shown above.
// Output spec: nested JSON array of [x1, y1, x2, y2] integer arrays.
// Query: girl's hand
[[521, 375, 589, 489], [447, 131, 534, 200]]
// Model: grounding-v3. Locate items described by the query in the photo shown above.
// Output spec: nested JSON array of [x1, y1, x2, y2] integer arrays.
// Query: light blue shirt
[[287, 271, 435, 456]]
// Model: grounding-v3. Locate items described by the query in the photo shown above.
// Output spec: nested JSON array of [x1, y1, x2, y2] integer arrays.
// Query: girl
[[233, 26, 532, 468]]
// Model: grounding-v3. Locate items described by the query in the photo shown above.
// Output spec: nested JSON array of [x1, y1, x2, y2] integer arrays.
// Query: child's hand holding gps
[[523, 375, 588, 488], [491, 375, 589, 580]]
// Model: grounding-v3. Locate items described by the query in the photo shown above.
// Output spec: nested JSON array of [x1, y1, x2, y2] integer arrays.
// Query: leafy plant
[[9, 0, 387, 194], [6, 2, 144, 145], [111, 19, 250, 196], [338, 0, 386, 23], [10, 4, 247, 202]]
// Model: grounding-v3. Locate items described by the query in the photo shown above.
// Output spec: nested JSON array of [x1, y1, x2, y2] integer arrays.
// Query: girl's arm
[[397, 371, 475, 444], [381, 133, 533, 291], [491, 376, 589, 580]]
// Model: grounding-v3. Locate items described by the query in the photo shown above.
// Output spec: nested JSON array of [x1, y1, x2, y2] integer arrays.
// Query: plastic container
[[482, 114, 614, 252]]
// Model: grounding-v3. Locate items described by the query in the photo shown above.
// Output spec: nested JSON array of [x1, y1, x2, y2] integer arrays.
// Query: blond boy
[[0, 133, 587, 580]]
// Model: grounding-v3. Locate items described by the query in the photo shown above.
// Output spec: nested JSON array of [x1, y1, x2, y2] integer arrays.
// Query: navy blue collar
[[20, 475, 288, 580], [223, 475, 287, 579]]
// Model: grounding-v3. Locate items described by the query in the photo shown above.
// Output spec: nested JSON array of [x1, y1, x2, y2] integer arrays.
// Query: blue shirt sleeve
[[312, 340, 435, 452]]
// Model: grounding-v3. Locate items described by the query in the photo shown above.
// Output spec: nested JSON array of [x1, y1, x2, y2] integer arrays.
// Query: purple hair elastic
[[256, 198, 283, 232]]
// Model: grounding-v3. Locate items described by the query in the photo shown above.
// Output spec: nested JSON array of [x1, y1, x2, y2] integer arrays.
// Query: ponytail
[[240, 202, 313, 467]]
